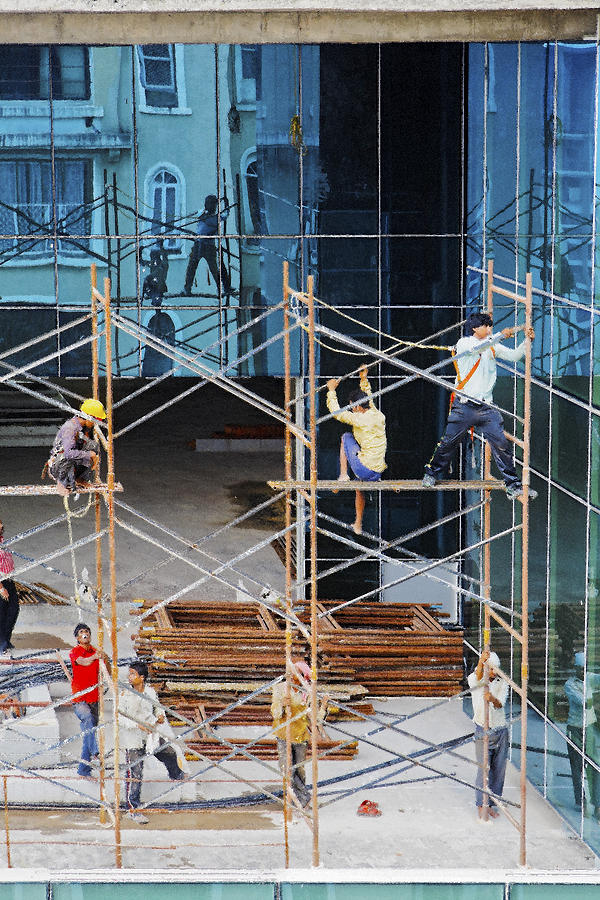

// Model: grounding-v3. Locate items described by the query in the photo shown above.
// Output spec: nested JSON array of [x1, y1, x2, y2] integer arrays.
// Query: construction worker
[[45, 399, 106, 496], [0, 520, 19, 654], [271, 660, 329, 809], [423, 312, 537, 501], [468, 649, 509, 819], [326, 366, 387, 534], [183, 194, 232, 296]]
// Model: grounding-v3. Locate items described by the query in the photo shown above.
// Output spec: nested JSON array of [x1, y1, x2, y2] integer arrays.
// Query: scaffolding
[[0, 257, 533, 869]]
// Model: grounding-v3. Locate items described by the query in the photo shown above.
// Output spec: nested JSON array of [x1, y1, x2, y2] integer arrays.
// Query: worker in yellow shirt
[[271, 660, 328, 808], [326, 365, 387, 534]]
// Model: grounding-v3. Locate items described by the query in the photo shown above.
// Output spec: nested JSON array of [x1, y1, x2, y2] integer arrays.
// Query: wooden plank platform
[[0, 482, 124, 496], [268, 479, 504, 491]]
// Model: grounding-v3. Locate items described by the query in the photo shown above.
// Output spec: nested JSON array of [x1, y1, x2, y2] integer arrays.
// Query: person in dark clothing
[[46, 399, 106, 496], [423, 312, 537, 501], [183, 194, 232, 296], [0, 520, 19, 654]]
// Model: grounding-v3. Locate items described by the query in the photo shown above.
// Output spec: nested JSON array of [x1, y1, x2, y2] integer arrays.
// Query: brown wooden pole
[[102, 277, 122, 868], [90, 264, 107, 825], [481, 257, 494, 822], [519, 271, 532, 866], [282, 260, 292, 865], [307, 274, 319, 867], [3, 776, 10, 868]]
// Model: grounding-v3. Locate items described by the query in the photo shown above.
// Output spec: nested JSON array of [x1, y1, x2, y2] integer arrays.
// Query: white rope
[[62, 493, 93, 620]]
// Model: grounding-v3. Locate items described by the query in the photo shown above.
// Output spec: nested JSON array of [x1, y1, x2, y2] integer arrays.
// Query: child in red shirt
[[69, 623, 101, 777]]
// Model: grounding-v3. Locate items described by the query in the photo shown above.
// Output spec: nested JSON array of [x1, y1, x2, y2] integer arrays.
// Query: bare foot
[[488, 807, 500, 818], [352, 521, 362, 535], [332, 474, 351, 494], [56, 483, 71, 496]]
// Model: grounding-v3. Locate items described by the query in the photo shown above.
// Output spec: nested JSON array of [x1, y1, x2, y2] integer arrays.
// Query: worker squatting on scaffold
[[70, 622, 104, 778], [0, 520, 19, 655], [326, 366, 387, 534], [44, 399, 106, 496], [119, 660, 186, 825], [423, 313, 537, 501], [468, 649, 509, 819]]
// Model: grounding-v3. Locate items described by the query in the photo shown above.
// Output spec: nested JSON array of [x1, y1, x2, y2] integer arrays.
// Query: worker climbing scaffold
[[423, 312, 537, 501]]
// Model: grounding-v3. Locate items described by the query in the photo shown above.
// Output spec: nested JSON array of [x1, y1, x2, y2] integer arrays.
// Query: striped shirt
[[0, 538, 14, 577]]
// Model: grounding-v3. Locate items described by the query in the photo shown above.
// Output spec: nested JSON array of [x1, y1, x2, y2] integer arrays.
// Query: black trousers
[[425, 400, 520, 488], [184, 241, 230, 294], [0, 578, 19, 649], [125, 743, 184, 809]]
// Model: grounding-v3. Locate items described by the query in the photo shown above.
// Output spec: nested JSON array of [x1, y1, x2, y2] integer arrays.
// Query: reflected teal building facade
[[0, 39, 599, 854]]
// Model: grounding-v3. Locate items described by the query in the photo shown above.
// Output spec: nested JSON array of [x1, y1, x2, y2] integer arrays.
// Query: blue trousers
[[474, 724, 509, 808], [73, 701, 99, 776], [425, 400, 520, 488]]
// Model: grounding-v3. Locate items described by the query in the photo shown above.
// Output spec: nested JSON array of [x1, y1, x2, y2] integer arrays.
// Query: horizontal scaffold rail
[[268, 479, 505, 492], [0, 482, 124, 496]]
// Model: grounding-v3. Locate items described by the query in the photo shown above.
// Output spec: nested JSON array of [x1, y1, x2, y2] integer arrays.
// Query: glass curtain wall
[[466, 41, 600, 850]]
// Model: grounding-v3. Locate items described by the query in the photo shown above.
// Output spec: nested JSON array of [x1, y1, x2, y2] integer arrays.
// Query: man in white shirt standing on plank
[[422, 312, 536, 501], [468, 649, 509, 819]]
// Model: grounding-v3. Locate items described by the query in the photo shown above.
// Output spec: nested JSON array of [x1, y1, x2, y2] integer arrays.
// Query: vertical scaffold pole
[[102, 277, 122, 868], [519, 272, 532, 866], [282, 261, 292, 865], [307, 274, 320, 867], [90, 265, 107, 825], [481, 257, 494, 821]]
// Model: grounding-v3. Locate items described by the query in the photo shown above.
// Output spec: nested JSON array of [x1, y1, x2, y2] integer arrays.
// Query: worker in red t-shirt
[[69, 622, 102, 777]]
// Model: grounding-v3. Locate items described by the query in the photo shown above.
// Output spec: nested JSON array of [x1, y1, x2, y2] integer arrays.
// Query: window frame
[[136, 44, 190, 116], [143, 162, 186, 254]]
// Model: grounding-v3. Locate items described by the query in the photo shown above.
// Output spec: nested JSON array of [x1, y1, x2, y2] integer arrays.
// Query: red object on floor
[[357, 799, 382, 817]]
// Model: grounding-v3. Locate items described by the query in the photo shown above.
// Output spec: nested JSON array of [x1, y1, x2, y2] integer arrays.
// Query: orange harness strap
[[449, 347, 495, 442]]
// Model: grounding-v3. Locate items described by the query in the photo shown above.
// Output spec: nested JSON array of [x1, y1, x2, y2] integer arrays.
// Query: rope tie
[[63, 493, 93, 619]]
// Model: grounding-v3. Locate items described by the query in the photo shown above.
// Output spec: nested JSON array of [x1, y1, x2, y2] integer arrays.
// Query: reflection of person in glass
[[183, 194, 232, 296], [564, 651, 600, 816]]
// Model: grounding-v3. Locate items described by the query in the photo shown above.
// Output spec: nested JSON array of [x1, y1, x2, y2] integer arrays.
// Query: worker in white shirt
[[423, 312, 536, 501], [118, 660, 185, 824], [468, 649, 509, 819]]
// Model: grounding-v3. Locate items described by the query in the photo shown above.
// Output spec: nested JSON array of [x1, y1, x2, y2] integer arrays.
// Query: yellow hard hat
[[80, 398, 107, 421]]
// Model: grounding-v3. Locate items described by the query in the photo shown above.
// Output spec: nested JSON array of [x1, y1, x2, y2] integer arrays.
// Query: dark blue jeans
[[425, 400, 520, 488], [73, 701, 99, 776], [474, 724, 509, 808]]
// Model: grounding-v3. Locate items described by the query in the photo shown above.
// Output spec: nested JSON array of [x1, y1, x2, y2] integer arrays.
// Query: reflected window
[[241, 148, 265, 240], [0, 159, 91, 258], [145, 165, 184, 252], [137, 44, 182, 110], [235, 45, 258, 108], [0, 46, 90, 101]]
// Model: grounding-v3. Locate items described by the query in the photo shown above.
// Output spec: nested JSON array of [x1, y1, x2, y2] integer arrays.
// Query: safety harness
[[449, 346, 496, 446]]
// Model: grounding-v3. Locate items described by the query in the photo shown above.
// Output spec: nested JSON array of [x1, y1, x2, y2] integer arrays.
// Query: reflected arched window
[[147, 166, 183, 252], [241, 149, 265, 240]]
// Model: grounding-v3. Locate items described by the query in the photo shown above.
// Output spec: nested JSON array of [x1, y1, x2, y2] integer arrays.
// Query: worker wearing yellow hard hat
[[79, 399, 106, 422], [43, 399, 106, 496]]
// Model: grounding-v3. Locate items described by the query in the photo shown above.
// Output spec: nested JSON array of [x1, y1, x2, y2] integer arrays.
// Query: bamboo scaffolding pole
[[91, 265, 108, 827], [481, 257, 494, 823], [519, 270, 533, 867], [283, 261, 292, 864], [102, 278, 122, 868], [307, 274, 319, 867], [3, 775, 10, 867]]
